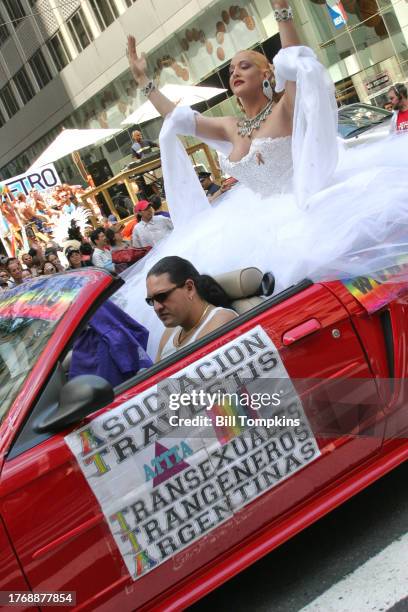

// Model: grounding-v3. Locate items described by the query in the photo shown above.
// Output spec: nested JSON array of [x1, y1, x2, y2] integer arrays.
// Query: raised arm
[[272, 1, 300, 48], [271, 1, 300, 113], [127, 36, 176, 117], [127, 36, 232, 143]]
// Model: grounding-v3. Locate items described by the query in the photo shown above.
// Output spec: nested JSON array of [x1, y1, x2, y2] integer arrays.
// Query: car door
[[0, 270, 123, 609], [0, 281, 385, 612], [337, 275, 408, 441]]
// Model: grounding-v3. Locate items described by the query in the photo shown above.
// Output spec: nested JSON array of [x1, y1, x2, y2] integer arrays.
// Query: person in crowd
[[121, 212, 138, 242], [106, 224, 130, 250], [16, 193, 48, 228], [21, 269, 32, 280], [41, 261, 58, 275], [79, 242, 94, 266], [198, 171, 234, 203], [0, 269, 10, 290], [21, 252, 40, 277], [106, 225, 132, 273], [60, 192, 76, 215], [111, 192, 134, 218], [383, 101, 393, 112], [27, 238, 45, 262], [131, 130, 159, 160], [198, 171, 220, 197], [146, 256, 237, 361], [29, 189, 51, 218], [90, 227, 115, 271], [1, 191, 20, 229], [131, 200, 173, 249], [28, 247, 44, 270], [149, 195, 170, 218], [388, 83, 408, 132], [6, 258, 24, 286], [45, 248, 65, 272], [65, 247, 85, 270]]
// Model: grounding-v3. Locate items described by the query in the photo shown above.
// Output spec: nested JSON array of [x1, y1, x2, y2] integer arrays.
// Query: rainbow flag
[[0, 277, 86, 322], [342, 255, 408, 314]]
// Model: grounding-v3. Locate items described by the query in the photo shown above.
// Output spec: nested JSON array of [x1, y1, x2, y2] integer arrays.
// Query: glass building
[[0, 0, 407, 183]]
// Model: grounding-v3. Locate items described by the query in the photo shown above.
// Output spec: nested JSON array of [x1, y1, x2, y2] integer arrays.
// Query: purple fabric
[[69, 300, 152, 387]]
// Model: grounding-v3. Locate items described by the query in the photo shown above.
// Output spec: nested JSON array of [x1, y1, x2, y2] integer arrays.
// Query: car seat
[[214, 267, 275, 314]]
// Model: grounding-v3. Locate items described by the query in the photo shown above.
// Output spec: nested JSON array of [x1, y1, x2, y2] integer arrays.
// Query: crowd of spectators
[[0, 168, 226, 295], [0, 188, 176, 291]]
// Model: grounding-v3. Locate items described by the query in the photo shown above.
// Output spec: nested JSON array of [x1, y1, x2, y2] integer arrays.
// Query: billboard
[[0, 163, 61, 198]]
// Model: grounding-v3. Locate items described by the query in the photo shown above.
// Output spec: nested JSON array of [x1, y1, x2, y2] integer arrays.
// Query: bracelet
[[274, 6, 293, 21], [141, 80, 156, 97]]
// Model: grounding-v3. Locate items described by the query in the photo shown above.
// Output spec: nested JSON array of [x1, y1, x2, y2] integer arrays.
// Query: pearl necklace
[[177, 303, 211, 347], [237, 100, 274, 138]]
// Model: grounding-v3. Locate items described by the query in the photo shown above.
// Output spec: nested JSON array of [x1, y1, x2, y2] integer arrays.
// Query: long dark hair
[[147, 256, 231, 308]]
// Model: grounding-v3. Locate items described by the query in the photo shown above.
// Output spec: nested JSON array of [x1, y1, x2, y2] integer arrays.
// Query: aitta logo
[[326, 0, 348, 29]]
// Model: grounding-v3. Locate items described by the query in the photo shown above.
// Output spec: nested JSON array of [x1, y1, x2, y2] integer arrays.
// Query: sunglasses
[[145, 283, 184, 307]]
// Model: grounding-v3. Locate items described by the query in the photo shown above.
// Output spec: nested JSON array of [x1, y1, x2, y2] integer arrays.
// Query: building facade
[[0, 0, 407, 182]]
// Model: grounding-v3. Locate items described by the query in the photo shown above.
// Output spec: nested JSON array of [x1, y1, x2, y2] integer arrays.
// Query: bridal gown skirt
[[114, 132, 408, 358]]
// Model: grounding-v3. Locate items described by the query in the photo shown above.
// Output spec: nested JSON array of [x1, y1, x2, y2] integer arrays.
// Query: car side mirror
[[34, 375, 114, 433]]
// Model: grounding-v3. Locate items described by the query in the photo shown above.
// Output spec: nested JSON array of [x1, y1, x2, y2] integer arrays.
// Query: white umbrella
[[28, 127, 121, 169], [121, 84, 227, 126]]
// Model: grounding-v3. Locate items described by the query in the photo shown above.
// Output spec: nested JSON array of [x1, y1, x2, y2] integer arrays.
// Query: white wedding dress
[[115, 46, 408, 358]]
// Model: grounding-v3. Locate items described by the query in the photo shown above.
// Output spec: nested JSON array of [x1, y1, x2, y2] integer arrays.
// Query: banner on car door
[[65, 325, 320, 581]]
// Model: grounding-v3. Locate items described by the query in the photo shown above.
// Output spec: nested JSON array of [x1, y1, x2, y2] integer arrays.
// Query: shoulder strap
[[189, 307, 224, 343]]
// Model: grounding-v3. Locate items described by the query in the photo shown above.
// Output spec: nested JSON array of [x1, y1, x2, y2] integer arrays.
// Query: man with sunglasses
[[388, 83, 408, 132], [131, 201, 173, 249], [145, 256, 237, 361]]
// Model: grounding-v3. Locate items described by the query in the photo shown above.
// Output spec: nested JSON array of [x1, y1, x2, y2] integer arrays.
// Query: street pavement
[[191, 460, 408, 612]]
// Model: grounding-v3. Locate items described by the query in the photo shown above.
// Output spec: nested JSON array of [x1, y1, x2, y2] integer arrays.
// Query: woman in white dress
[[115, 0, 408, 357]]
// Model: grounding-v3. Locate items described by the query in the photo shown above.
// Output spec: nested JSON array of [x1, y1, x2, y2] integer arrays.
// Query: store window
[[89, 0, 119, 31], [29, 50, 52, 88], [67, 8, 94, 53], [3, 0, 26, 23], [47, 31, 72, 71], [13, 67, 35, 104], [0, 83, 19, 117]]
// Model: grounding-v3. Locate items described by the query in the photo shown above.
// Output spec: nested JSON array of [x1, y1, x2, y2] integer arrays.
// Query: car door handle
[[282, 318, 322, 346]]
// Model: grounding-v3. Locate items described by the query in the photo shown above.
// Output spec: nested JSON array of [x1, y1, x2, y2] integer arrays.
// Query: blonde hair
[[234, 50, 281, 111]]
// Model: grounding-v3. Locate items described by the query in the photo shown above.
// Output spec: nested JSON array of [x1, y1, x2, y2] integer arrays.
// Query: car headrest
[[215, 267, 263, 299]]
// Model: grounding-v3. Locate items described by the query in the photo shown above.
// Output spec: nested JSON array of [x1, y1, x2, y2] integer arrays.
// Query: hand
[[127, 36, 148, 84], [220, 181, 233, 193]]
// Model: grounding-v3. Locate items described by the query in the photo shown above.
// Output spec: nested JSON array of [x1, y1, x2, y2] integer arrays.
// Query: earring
[[263, 79, 273, 101]]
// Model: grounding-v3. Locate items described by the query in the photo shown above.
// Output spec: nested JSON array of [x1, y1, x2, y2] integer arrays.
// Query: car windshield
[[338, 105, 391, 138], [0, 275, 88, 424]]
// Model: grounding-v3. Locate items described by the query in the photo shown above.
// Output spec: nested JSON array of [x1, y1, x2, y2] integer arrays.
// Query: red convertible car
[[1, 266, 407, 611]]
